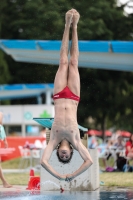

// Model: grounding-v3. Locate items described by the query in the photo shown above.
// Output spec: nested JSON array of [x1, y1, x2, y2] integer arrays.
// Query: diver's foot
[[65, 9, 73, 27], [72, 9, 80, 27]]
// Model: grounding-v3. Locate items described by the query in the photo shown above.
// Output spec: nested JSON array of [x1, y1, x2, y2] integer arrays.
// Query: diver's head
[[56, 139, 73, 164]]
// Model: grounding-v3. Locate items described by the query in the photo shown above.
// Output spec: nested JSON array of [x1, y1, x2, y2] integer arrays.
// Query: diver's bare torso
[[50, 98, 80, 149]]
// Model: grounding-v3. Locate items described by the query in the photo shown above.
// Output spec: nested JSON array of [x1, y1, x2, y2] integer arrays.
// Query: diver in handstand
[[41, 9, 93, 182]]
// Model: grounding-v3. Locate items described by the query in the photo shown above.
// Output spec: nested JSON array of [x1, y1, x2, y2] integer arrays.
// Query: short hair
[[56, 143, 74, 164], [118, 135, 123, 140]]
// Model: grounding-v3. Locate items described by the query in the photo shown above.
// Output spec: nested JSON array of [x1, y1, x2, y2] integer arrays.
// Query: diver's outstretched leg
[[68, 9, 80, 97], [53, 10, 73, 95]]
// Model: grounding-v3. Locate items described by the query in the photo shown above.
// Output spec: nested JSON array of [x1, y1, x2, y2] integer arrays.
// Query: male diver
[[41, 9, 93, 182]]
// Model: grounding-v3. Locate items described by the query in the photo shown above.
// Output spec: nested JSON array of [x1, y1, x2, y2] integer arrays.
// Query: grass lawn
[[1, 172, 40, 185], [1, 157, 40, 185], [100, 172, 133, 187], [0, 158, 133, 187], [1, 157, 21, 169]]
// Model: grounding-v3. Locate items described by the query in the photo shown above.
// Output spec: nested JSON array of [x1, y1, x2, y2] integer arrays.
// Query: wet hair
[[56, 142, 74, 164]]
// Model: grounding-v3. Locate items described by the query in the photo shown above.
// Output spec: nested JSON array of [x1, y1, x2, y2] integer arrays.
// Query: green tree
[[0, 0, 133, 40], [78, 68, 133, 138], [0, 50, 11, 105], [0, 1, 7, 38], [0, 50, 11, 84]]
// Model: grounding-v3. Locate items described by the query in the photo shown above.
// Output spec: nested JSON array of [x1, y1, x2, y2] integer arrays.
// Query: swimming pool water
[[0, 191, 133, 200]]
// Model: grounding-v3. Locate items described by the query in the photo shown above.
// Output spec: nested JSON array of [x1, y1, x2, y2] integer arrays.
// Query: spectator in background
[[88, 135, 98, 149], [114, 136, 125, 150], [107, 130, 121, 148], [118, 134, 133, 172], [40, 127, 46, 138], [125, 134, 133, 159], [0, 112, 12, 188], [99, 134, 125, 171], [98, 140, 112, 170]]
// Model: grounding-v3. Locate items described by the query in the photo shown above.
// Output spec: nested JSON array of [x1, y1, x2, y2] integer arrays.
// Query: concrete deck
[[0, 185, 133, 193], [0, 185, 27, 192]]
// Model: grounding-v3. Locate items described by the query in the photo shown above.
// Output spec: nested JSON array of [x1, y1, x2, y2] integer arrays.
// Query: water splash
[[41, 180, 60, 189]]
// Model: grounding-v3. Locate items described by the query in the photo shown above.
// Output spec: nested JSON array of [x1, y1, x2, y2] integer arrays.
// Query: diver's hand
[[59, 175, 66, 181], [65, 174, 75, 182]]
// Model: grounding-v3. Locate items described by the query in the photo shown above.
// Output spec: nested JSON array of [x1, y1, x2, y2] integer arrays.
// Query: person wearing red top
[[125, 134, 133, 158]]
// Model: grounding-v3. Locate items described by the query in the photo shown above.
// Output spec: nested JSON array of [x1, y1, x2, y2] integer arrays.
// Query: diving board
[[33, 118, 88, 132], [0, 40, 133, 72]]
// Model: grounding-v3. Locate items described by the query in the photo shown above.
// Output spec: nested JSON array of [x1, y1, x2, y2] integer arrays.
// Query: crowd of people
[[88, 131, 133, 172]]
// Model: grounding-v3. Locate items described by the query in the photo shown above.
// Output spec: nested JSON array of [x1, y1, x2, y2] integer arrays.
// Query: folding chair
[[18, 146, 31, 169], [31, 149, 41, 168]]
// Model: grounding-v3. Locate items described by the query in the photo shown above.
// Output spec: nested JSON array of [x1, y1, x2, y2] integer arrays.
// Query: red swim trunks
[[53, 86, 80, 102]]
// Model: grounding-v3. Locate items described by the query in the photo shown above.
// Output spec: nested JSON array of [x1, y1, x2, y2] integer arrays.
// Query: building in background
[[0, 105, 54, 137]]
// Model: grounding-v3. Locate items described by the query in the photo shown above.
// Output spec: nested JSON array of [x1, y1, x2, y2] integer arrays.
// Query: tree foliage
[[0, 0, 133, 40], [0, 50, 11, 84]]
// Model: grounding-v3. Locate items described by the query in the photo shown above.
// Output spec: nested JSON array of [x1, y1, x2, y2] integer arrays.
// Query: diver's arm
[[66, 141, 93, 181], [41, 140, 66, 180]]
